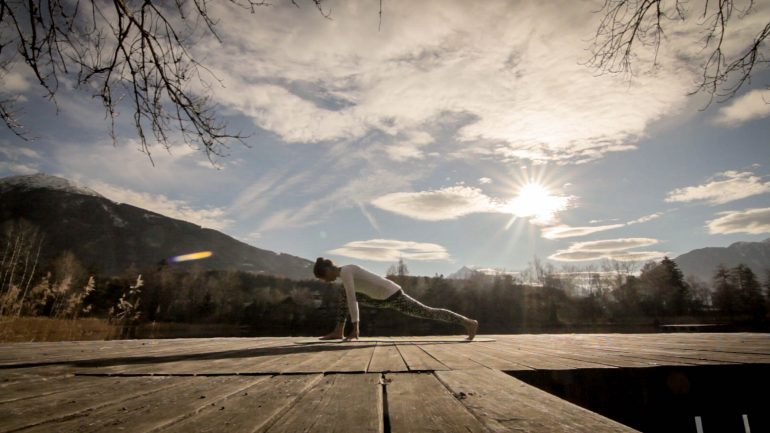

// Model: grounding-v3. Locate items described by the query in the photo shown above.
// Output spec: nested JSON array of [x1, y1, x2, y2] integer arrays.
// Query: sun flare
[[503, 183, 569, 224]]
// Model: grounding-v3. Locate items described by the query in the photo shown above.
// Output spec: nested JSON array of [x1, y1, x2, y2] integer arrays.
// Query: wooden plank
[[21, 376, 265, 433], [74, 339, 302, 375], [326, 344, 377, 373], [396, 344, 449, 371], [435, 368, 640, 433], [457, 343, 535, 370], [0, 374, 103, 404], [482, 341, 613, 370], [386, 372, 487, 433], [152, 374, 324, 433], [367, 343, 408, 373], [416, 342, 486, 370], [279, 346, 354, 374], [0, 376, 185, 432], [262, 373, 383, 433]]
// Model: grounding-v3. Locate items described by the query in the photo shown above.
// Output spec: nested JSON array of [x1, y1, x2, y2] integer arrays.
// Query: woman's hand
[[344, 322, 360, 340]]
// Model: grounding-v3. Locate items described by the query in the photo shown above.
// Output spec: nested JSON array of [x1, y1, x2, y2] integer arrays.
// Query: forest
[[1, 219, 769, 338]]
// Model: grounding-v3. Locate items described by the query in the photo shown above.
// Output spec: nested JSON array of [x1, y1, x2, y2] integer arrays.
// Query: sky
[[1, 0, 769, 278]]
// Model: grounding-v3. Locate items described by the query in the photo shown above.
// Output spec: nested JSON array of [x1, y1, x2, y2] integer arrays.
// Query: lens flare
[[168, 251, 213, 263]]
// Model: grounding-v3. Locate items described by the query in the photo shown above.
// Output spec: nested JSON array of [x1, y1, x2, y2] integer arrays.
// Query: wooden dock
[[1, 333, 769, 432]]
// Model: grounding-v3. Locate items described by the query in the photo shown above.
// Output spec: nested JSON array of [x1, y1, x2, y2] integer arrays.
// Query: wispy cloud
[[328, 239, 450, 262], [714, 89, 770, 126], [384, 131, 434, 162], [541, 224, 625, 239], [0, 143, 42, 175], [707, 207, 770, 235], [549, 238, 666, 262], [87, 181, 233, 230], [371, 186, 500, 221], [627, 212, 663, 225], [666, 170, 770, 205], [372, 183, 572, 224], [256, 167, 421, 232], [541, 212, 663, 239]]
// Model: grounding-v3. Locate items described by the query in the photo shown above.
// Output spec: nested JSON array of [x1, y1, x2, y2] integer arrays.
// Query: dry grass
[[0, 317, 250, 342], [0, 316, 112, 342]]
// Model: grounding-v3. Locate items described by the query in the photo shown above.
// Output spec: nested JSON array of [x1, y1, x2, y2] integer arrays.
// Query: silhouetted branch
[[0, 0, 327, 163], [588, 0, 769, 105]]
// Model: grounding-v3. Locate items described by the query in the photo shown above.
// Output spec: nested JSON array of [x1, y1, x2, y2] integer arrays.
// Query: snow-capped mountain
[[0, 173, 314, 279], [0, 173, 102, 197], [674, 239, 770, 282], [448, 265, 519, 280]]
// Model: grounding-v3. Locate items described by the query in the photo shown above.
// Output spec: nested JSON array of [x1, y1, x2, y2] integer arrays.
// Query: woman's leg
[[383, 291, 471, 329]]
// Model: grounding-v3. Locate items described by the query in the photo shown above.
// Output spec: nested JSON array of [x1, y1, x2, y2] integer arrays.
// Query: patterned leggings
[[335, 288, 470, 328]]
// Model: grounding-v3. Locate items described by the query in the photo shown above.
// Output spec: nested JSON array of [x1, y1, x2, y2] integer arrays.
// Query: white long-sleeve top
[[339, 264, 401, 323]]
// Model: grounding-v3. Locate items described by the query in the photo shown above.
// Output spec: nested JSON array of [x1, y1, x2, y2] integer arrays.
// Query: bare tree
[[0, 0, 328, 163], [588, 0, 770, 103]]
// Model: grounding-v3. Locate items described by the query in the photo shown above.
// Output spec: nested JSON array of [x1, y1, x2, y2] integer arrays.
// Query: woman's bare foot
[[465, 319, 478, 341], [319, 331, 343, 340]]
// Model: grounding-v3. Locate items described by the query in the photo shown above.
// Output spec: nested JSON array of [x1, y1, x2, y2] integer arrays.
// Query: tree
[[0, 219, 44, 316], [638, 257, 690, 316], [0, 0, 328, 162], [713, 264, 736, 317], [733, 264, 765, 319], [589, 0, 770, 103]]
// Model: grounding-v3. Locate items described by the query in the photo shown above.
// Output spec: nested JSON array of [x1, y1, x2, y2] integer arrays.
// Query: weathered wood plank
[[20, 376, 265, 433], [367, 343, 408, 373], [154, 374, 324, 433], [435, 368, 640, 433], [279, 346, 353, 374], [262, 373, 383, 433], [396, 344, 449, 371], [0, 376, 185, 432], [326, 344, 378, 373], [386, 372, 487, 433], [416, 342, 486, 370]]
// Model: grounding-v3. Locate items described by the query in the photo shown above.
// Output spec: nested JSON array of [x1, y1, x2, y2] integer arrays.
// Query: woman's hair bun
[[313, 257, 333, 278]]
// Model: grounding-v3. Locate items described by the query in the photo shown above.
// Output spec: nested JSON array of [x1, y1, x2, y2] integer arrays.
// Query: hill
[[0, 173, 314, 279]]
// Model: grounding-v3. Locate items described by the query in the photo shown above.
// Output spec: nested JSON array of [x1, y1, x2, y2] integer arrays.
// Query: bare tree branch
[[0, 0, 328, 163], [587, 0, 769, 105]]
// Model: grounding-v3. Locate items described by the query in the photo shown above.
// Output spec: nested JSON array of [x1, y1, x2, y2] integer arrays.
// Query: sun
[[502, 182, 569, 224]]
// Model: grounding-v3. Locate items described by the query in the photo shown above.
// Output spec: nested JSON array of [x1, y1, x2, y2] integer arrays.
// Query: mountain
[[674, 239, 770, 282], [0, 173, 314, 279], [448, 265, 519, 280]]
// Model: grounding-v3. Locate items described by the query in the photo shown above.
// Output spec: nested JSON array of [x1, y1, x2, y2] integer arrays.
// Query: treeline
[[2, 219, 770, 336]]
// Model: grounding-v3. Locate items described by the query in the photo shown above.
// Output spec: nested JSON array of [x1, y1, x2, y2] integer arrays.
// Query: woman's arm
[[319, 287, 347, 340]]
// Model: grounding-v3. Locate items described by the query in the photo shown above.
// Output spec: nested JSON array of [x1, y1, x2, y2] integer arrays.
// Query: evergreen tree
[[713, 265, 736, 318]]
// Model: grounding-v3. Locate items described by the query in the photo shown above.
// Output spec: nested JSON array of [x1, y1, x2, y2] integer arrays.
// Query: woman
[[313, 257, 479, 341]]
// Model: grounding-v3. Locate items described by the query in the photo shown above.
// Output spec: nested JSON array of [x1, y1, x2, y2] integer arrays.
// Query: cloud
[[384, 131, 434, 162], [256, 167, 422, 232], [541, 212, 664, 239], [0, 143, 42, 175], [714, 89, 770, 126], [666, 170, 770, 205], [479, 177, 492, 184], [328, 239, 450, 262], [541, 223, 624, 239], [372, 183, 572, 224], [627, 212, 663, 225], [707, 207, 770, 235], [549, 238, 665, 262], [87, 181, 234, 231], [371, 186, 500, 221], [191, 0, 703, 165]]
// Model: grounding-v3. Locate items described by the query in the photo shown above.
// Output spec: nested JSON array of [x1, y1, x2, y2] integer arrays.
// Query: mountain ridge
[[0, 174, 314, 279]]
